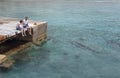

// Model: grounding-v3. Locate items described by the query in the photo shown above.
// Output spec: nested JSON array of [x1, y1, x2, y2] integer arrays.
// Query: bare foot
[[29, 32, 32, 35], [22, 35, 24, 37]]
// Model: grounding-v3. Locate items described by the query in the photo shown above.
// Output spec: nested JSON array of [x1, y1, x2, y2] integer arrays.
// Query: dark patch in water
[[79, 38, 85, 41], [52, 39, 59, 44], [31, 48, 50, 65], [47, 38, 51, 41], [47, 37, 52, 41], [102, 32, 120, 48], [105, 38, 120, 48], [13, 47, 50, 69], [74, 55, 80, 59], [71, 41, 101, 53], [63, 52, 68, 55], [14, 52, 31, 62], [111, 40, 120, 47]]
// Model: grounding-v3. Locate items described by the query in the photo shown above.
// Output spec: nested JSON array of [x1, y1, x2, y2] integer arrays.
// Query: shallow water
[[0, 0, 120, 78]]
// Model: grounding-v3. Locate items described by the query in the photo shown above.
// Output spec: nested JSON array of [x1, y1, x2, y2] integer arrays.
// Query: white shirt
[[23, 19, 28, 25], [17, 23, 23, 29]]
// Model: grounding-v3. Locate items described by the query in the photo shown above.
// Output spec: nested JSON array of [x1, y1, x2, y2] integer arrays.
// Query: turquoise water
[[0, 0, 120, 78]]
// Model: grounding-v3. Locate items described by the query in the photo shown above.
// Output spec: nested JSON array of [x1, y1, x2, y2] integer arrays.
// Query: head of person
[[20, 20, 23, 24], [25, 16, 28, 20]]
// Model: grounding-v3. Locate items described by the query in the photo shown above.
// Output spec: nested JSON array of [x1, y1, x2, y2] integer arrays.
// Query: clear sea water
[[0, 0, 120, 78]]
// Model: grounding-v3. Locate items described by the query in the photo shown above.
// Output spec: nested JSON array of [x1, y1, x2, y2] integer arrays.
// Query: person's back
[[16, 20, 23, 31]]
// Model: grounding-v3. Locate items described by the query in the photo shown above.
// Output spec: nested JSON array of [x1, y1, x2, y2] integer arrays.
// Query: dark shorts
[[16, 26, 21, 30], [23, 24, 28, 28]]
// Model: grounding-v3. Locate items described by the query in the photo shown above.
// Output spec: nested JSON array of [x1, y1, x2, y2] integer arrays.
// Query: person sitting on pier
[[23, 17, 32, 35], [16, 20, 26, 36]]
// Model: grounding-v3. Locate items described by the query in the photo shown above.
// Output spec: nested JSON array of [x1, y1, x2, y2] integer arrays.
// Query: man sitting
[[23, 17, 32, 35]]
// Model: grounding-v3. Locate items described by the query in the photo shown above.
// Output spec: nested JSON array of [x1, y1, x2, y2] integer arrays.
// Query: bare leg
[[21, 29, 24, 36], [29, 27, 32, 35], [23, 29, 27, 36]]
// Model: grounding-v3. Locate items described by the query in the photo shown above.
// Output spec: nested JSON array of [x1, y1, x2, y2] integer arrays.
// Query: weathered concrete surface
[[0, 55, 7, 64], [0, 17, 19, 42], [0, 17, 47, 44]]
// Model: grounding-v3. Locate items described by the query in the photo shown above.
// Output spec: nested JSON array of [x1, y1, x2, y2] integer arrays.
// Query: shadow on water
[[106, 38, 120, 47], [102, 32, 120, 49], [71, 41, 101, 53], [11, 44, 50, 69], [0, 39, 50, 72]]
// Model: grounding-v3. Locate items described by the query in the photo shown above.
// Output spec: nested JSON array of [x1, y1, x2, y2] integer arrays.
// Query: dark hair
[[25, 16, 28, 18], [20, 20, 23, 23], [25, 16, 28, 20]]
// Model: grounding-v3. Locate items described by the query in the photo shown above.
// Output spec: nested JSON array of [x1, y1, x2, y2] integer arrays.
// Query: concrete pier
[[0, 17, 47, 68]]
